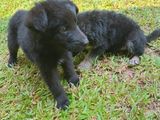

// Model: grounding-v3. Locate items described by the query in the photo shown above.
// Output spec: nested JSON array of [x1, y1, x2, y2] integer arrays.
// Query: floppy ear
[[66, 2, 79, 15], [25, 3, 48, 32]]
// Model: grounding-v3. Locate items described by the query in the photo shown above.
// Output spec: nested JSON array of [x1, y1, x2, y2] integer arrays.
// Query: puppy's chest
[[37, 48, 64, 62]]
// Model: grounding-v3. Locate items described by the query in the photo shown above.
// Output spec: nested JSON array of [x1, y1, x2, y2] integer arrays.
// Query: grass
[[0, 0, 160, 119]]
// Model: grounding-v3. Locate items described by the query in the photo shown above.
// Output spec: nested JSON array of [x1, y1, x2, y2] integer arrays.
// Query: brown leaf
[[125, 69, 134, 78], [91, 116, 97, 120], [116, 64, 128, 74], [0, 85, 8, 94]]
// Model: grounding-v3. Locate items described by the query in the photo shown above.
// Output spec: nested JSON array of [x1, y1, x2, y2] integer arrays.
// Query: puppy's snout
[[77, 26, 89, 45]]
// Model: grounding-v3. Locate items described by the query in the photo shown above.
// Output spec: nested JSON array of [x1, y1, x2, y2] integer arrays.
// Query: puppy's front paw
[[78, 60, 92, 70], [129, 56, 140, 66], [8, 58, 17, 68], [56, 94, 69, 110], [68, 75, 79, 86]]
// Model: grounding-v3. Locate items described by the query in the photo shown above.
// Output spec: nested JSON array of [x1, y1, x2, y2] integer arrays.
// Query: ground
[[0, 0, 160, 119]]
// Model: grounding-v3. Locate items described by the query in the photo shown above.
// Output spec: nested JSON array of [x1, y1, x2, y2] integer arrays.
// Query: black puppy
[[77, 10, 160, 69], [7, 0, 88, 109]]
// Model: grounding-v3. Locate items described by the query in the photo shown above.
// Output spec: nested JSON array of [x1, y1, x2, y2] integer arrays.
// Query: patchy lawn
[[0, 0, 160, 119]]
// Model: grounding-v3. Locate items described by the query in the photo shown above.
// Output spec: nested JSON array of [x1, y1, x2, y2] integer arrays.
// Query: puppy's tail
[[146, 29, 160, 43]]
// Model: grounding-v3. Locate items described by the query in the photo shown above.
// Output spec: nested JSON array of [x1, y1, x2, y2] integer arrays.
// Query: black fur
[[7, 0, 88, 109], [77, 10, 160, 68]]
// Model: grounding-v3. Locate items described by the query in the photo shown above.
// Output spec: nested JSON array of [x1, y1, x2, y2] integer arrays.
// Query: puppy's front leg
[[38, 64, 69, 109], [79, 45, 106, 69], [62, 51, 79, 86]]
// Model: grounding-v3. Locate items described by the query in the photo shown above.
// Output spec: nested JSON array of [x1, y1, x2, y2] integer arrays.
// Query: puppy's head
[[25, 0, 88, 53]]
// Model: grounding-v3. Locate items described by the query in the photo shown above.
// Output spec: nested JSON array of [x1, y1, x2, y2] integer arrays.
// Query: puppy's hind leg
[[126, 30, 145, 66], [78, 45, 106, 69], [7, 25, 19, 67]]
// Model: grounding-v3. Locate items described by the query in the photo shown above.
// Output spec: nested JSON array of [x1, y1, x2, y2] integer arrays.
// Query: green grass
[[0, 0, 160, 119]]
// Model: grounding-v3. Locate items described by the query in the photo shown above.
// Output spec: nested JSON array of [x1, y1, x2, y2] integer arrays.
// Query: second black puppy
[[7, 0, 88, 109], [77, 10, 160, 69]]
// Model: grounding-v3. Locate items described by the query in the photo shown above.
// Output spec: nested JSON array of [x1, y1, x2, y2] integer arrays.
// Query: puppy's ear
[[66, 2, 79, 15], [25, 3, 48, 32]]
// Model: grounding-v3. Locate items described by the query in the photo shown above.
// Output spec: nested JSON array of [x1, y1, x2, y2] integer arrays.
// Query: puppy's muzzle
[[72, 26, 89, 46]]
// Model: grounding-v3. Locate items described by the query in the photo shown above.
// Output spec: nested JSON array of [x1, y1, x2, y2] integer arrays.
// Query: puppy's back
[[78, 10, 139, 31], [8, 10, 28, 30]]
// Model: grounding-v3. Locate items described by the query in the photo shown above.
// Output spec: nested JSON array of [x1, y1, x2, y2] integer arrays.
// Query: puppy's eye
[[59, 26, 67, 33]]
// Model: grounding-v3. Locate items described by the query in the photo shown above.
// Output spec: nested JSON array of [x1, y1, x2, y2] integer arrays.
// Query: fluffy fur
[[77, 10, 160, 69], [7, 0, 88, 109]]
